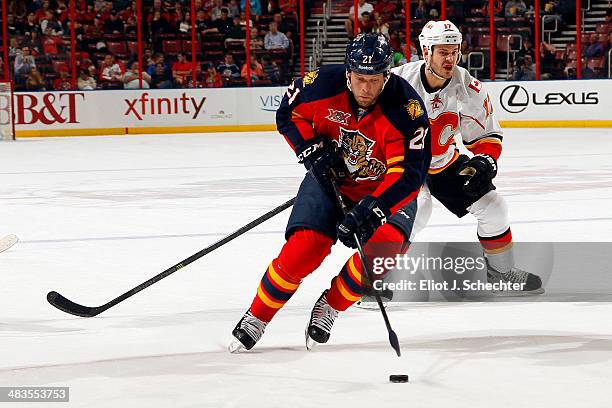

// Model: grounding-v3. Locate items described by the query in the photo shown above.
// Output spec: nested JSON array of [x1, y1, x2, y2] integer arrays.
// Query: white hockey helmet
[[419, 20, 462, 57]]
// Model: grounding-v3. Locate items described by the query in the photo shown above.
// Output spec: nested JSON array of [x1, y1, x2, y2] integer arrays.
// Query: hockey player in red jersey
[[229, 33, 431, 352], [392, 20, 543, 295]]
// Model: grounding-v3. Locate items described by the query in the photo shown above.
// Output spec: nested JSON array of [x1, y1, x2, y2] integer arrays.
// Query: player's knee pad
[[467, 190, 509, 237], [276, 228, 333, 282], [411, 185, 432, 240]]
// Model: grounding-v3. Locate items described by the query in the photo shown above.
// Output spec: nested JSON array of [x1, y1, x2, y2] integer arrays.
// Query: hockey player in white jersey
[[392, 20, 543, 295]]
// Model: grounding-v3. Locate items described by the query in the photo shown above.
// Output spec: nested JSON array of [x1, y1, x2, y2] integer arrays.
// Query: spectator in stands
[[203, 64, 223, 87], [210, 0, 225, 21], [358, 11, 375, 34], [78, 69, 97, 90], [279, 0, 297, 15], [151, 10, 171, 34], [388, 30, 401, 51], [240, 0, 262, 16], [374, 0, 398, 21], [273, 13, 292, 36], [605, 8, 611, 25], [264, 22, 290, 50], [346, 0, 374, 39], [414, 0, 429, 19], [26, 67, 47, 91], [580, 57, 596, 79], [425, 0, 440, 18], [512, 56, 535, 80], [14, 46, 36, 84], [150, 62, 174, 88], [584, 33, 605, 58], [172, 53, 193, 86], [348, 0, 374, 20], [226, 16, 246, 41], [218, 53, 241, 78], [459, 39, 470, 67], [8, 38, 20, 58], [480, 0, 502, 17], [517, 37, 535, 60], [214, 8, 234, 36], [262, 55, 280, 84], [238, 11, 255, 29], [241, 54, 265, 81], [42, 28, 63, 54], [147, 54, 170, 76], [123, 61, 151, 89], [40, 10, 64, 36], [373, 15, 389, 38], [505, 0, 527, 17], [104, 10, 125, 34], [539, 41, 558, 80], [99, 53, 124, 86], [250, 27, 265, 49], [53, 69, 72, 91], [227, 0, 240, 17], [20, 12, 41, 36]]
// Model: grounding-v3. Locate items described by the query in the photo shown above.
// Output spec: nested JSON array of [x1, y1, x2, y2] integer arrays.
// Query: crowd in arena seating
[[5, 0, 299, 91], [2, 0, 611, 91], [343, 0, 611, 80]]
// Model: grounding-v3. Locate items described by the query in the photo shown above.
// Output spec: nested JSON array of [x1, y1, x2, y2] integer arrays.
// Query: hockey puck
[[389, 374, 409, 383]]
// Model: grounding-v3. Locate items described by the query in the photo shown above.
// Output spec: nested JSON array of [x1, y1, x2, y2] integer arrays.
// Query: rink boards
[[9, 79, 612, 138]]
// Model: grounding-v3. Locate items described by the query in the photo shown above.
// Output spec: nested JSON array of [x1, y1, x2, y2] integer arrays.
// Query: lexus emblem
[[500, 85, 529, 113]]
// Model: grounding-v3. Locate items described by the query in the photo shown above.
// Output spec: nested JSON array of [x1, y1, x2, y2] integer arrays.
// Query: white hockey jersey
[[391, 61, 503, 173]]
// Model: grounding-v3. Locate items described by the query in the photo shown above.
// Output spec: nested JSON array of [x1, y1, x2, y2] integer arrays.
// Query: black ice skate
[[486, 260, 544, 296], [305, 290, 339, 350], [228, 310, 267, 353]]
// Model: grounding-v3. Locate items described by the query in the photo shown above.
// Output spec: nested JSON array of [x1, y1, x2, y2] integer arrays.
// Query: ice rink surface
[[1, 129, 611, 408]]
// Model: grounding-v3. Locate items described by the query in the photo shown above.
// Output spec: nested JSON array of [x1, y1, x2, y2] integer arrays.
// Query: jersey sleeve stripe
[[386, 168, 405, 174], [386, 156, 404, 165]]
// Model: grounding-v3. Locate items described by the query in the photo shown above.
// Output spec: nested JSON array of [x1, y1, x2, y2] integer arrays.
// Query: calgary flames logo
[[338, 128, 386, 180]]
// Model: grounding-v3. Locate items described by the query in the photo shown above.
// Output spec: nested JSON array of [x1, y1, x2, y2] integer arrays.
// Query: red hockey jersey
[[276, 65, 431, 213]]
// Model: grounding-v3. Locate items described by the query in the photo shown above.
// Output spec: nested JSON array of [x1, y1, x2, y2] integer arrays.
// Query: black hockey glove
[[297, 136, 349, 193], [458, 154, 498, 198], [337, 195, 390, 249]]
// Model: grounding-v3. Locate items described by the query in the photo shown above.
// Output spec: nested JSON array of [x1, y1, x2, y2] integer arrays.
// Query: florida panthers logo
[[338, 128, 386, 180]]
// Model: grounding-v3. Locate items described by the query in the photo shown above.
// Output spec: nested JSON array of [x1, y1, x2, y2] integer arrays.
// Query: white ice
[[1, 129, 611, 408]]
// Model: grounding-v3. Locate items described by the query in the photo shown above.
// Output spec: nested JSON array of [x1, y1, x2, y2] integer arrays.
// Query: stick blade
[[389, 330, 401, 357], [47, 291, 102, 317]]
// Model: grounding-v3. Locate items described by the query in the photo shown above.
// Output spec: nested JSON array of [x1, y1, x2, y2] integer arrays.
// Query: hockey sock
[[327, 224, 406, 311], [249, 228, 333, 322], [479, 227, 514, 273]]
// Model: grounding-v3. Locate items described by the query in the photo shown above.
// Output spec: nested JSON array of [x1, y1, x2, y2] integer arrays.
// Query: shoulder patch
[[303, 70, 318, 86], [405, 99, 424, 120]]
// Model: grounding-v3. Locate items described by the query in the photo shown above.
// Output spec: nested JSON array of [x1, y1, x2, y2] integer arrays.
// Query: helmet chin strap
[[424, 49, 448, 81], [424, 46, 461, 82]]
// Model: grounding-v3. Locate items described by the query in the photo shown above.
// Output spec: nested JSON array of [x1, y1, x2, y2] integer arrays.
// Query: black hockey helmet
[[345, 33, 393, 75]]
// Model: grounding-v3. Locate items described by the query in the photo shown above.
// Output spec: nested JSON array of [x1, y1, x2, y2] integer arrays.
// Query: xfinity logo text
[[500, 85, 599, 113], [124, 93, 206, 120]]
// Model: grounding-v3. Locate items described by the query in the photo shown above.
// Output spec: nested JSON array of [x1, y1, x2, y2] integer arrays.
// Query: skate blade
[[354, 300, 387, 311], [228, 339, 247, 354], [491, 287, 545, 297], [305, 335, 319, 351], [305, 326, 319, 351]]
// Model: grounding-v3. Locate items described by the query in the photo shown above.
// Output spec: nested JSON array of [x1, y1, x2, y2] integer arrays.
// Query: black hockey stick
[[47, 197, 296, 317], [331, 181, 401, 357]]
